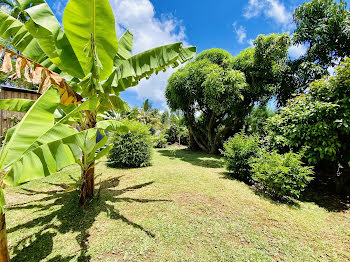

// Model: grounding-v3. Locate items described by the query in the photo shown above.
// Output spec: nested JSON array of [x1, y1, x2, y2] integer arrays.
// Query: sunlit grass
[[4, 147, 350, 261]]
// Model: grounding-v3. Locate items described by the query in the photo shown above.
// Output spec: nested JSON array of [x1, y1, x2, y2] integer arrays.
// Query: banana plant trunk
[[0, 213, 10, 262], [79, 162, 95, 207], [79, 110, 97, 207]]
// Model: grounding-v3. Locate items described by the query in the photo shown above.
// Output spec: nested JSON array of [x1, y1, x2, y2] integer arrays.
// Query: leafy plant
[[250, 152, 314, 200], [0, 0, 196, 209], [222, 132, 261, 182], [153, 132, 168, 148], [267, 58, 350, 194], [108, 120, 152, 168], [0, 87, 117, 260]]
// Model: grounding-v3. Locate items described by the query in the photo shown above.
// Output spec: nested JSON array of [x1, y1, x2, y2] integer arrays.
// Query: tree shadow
[[7, 176, 171, 261], [220, 171, 349, 212], [300, 186, 350, 212], [158, 148, 224, 168]]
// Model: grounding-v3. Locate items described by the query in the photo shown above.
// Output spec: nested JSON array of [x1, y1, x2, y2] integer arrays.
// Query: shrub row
[[222, 132, 314, 200]]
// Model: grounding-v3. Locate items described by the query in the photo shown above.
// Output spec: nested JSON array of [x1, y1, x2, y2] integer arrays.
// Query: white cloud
[[110, 0, 188, 108], [288, 44, 307, 59], [248, 39, 255, 47], [244, 0, 292, 27], [52, 2, 64, 17], [244, 0, 265, 19], [233, 22, 247, 44], [0, 4, 11, 14]]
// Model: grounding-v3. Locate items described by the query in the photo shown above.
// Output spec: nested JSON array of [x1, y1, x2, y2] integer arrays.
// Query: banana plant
[[0, 0, 196, 206], [0, 86, 125, 261]]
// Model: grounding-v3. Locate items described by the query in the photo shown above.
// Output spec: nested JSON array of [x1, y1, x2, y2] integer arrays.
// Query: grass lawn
[[4, 147, 350, 261]]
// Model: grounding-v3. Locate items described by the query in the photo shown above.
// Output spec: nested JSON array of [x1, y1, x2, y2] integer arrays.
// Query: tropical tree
[[274, 0, 350, 106], [293, 0, 350, 69], [0, 0, 196, 207], [166, 34, 290, 153]]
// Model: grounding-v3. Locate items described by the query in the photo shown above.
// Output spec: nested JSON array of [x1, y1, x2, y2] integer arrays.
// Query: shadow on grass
[[220, 171, 349, 212], [158, 148, 224, 168], [300, 189, 349, 212], [220, 171, 301, 208], [7, 176, 171, 262]]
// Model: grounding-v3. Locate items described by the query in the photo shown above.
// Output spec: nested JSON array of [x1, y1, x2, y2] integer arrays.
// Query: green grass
[[4, 147, 350, 261]]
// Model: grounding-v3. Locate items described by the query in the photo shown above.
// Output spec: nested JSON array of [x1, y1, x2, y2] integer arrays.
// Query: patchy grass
[[4, 147, 350, 261]]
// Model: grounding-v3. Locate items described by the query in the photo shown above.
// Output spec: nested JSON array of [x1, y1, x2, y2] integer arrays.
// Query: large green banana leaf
[[103, 43, 196, 93], [0, 87, 60, 170], [0, 89, 125, 186], [96, 120, 128, 132], [114, 30, 133, 67], [24, 0, 85, 78], [0, 98, 35, 112], [5, 128, 99, 186], [63, 0, 118, 81], [0, 10, 56, 70]]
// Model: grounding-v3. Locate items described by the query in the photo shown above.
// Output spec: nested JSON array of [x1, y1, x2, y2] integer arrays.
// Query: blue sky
[[46, 0, 348, 110]]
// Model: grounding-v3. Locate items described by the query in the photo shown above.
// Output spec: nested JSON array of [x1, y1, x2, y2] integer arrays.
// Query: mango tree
[[0, 0, 196, 206]]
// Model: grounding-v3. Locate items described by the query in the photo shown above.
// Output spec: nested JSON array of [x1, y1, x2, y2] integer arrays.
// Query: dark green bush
[[222, 132, 261, 182], [250, 152, 314, 199], [107, 120, 152, 168]]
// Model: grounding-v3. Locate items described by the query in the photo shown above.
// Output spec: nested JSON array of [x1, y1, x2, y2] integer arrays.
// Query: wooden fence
[[0, 85, 40, 136]]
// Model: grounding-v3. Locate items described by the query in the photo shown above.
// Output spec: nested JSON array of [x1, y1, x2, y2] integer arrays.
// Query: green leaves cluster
[[166, 34, 291, 153], [222, 132, 261, 183], [108, 120, 153, 168], [293, 0, 350, 68], [250, 152, 314, 200], [267, 58, 350, 166], [222, 132, 313, 200]]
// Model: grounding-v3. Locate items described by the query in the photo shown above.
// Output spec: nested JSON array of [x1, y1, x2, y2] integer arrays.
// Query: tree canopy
[[166, 34, 291, 153]]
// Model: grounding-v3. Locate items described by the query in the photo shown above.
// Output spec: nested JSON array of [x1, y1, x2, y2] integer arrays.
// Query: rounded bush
[[107, 120, 152, 168], [250, 152, 314, 199], [222, 132, 261, 182]]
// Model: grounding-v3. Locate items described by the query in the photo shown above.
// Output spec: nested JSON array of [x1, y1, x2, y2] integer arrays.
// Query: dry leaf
[[38, 70, 52, 93], [32, 66, 44, 85], [0, 52, 13, 73], [13, 57, 23, 79], [24, 61, 32, 83]]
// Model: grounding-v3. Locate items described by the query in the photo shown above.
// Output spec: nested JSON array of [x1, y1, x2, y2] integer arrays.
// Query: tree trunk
[[0, 213, 9, 262], [79, 162, 95, 207]]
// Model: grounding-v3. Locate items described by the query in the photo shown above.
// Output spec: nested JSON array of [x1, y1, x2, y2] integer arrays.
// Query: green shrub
[[107, 120, 152, 168], [153, 133, 168, 148], [222, 132, 261, 182], [250, 152, 314, 199]]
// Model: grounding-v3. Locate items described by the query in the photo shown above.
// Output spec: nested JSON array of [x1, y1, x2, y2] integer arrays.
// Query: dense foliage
[[108, 120, 153, 168], [244, 105, 275, 136], [274, 0, 350, 106], [250, 152, 314, 200], [166, 34, 290, 153], [293, 0, 350, 69], [153, 133, 168, 148], [267, 59, 350, 193], [222, 132, 261, 182]]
